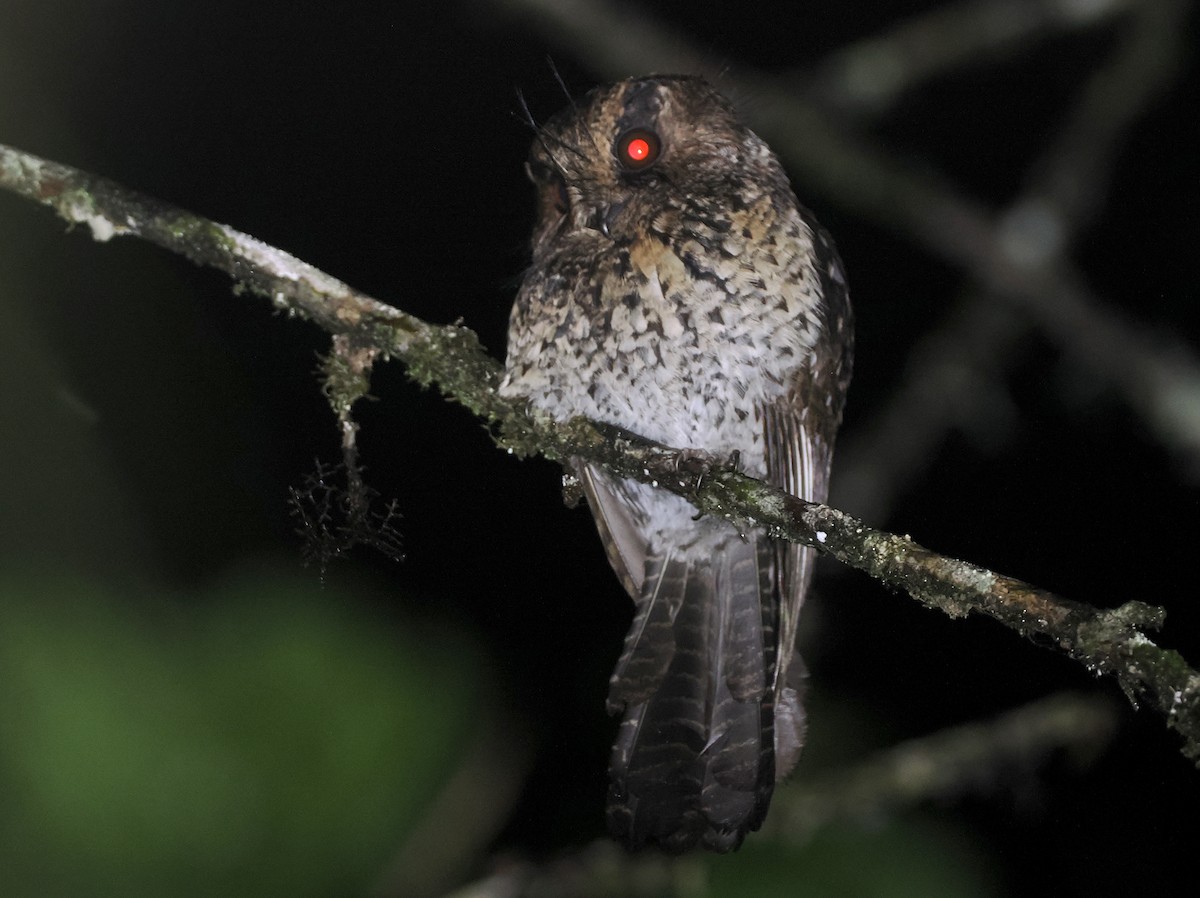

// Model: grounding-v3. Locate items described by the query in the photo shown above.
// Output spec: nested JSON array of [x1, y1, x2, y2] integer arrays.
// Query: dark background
[[0, 1, 1196, 895]]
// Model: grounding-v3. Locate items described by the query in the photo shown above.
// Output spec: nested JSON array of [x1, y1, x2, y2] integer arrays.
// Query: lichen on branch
[[1, 139, 1197, 765]]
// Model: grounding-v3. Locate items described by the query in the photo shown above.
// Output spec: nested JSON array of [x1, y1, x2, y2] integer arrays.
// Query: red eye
[[616, 128, 661, 171]]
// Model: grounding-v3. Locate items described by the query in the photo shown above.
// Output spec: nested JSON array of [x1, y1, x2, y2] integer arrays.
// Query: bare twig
[[439, 693, 1118, 897], [766, 692, 1119, 841], [1022, 0, 1184, 228], [806, 0, 1136, 117], [835, 0, 1187, 517], [831, 295, 1023, 518], [2, 140, 1196, 764]]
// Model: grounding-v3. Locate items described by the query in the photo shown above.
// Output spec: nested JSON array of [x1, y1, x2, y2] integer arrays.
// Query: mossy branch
[[2, 140, 1197, 764]]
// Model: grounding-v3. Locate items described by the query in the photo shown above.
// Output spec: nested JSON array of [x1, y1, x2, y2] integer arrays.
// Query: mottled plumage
[[500, 75, 852, 852]]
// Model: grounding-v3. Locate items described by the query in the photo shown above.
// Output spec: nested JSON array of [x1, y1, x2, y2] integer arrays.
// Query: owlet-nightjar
[[500, 75, 853, 853]]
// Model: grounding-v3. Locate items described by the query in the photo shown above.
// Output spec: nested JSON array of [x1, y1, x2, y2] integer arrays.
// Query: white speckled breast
[[500, 198, 823, 482]]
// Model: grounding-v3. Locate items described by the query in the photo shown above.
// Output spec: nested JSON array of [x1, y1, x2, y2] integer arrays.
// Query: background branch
[[805, 0, 1139, 117], [765, 692, 1119, 842], [836, 0, 1187, 517], [440, 692, 1119, 898]]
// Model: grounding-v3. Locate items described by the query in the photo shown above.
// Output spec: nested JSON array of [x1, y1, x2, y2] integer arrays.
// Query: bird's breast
[[502, 224, 821, 472]]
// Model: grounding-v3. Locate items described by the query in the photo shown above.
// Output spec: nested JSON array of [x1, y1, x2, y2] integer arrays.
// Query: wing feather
[[762, 217, 853, 777]]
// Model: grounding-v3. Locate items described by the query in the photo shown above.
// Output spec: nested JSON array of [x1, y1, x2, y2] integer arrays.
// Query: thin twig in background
[[765, 692, 1118, 842], [806, 0, 1138, 117], [438, 693, 1118, 898], [832, 295, 1023, 518], [833, 0, 1187, 518]]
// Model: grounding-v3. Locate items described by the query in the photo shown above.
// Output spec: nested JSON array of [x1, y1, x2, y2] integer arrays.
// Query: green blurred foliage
[[0, 570, 480, 896]]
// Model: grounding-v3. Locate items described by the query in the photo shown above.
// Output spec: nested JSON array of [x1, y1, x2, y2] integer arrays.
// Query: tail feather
[[606, 537, 780, 852], [715, 545, 773, 702], [774, 646, 808, 777], [606, 553, 683, 713]]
